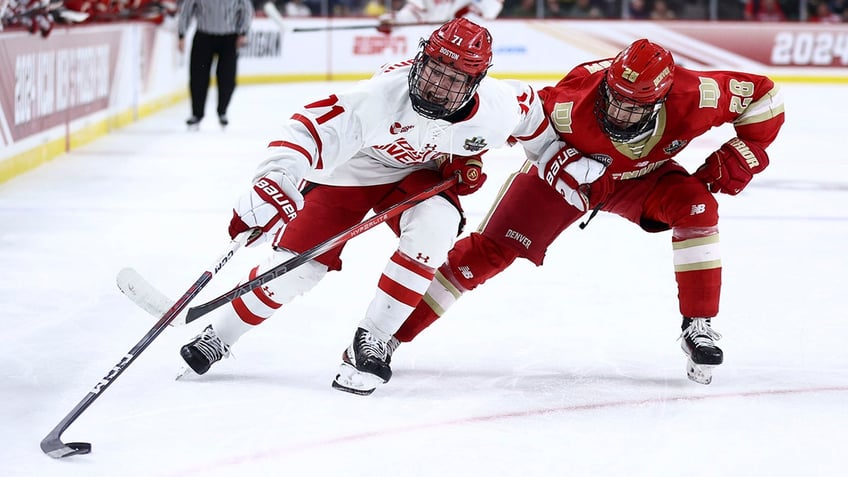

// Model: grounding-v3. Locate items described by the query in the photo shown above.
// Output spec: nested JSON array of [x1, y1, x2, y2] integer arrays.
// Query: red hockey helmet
[[595, 39, 675, 142], [408, 18, 493, 119]]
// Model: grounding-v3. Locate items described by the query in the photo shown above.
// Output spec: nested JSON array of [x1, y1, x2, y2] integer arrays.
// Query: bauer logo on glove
[[229, 171, 305, 247], [255, 178, 298, 222]]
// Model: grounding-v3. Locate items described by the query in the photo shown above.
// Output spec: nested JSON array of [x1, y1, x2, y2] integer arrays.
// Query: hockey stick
[[262, 1, 285, 31], [39, 229, 256, 459], [183, 176, 459, 324], [117, 267, 175, 319], [291, 21, 445, 33]]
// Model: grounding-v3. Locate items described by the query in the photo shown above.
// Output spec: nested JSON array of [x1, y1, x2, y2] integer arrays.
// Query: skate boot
[[180, 325, 230, 375], [218, 114, 229, 127], [332, 329, 400, 396], [186, 116, 202, 130], [679, 317, 723, 385]]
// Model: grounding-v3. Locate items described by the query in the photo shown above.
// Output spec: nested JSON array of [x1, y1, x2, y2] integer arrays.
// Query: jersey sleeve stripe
[[291, 113, 325, 170], [267, 140, 316, 169], [513, 117, 551, 141]]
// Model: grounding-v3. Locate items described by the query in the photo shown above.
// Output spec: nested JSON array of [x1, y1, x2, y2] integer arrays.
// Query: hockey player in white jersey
[[377, 0, 503, 34], [178, 18, 562, 394]]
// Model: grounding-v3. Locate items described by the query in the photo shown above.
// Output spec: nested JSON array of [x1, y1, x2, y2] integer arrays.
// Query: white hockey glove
[[537, 142, 613, 212], [467, 0, 504, 20], [228, 171, 304, 247], [376, 13, 394, 34]]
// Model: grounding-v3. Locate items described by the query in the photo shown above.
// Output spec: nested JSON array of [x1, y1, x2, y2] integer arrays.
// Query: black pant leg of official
[[189, 32, 215, 119], [214, 34, 239, 117]]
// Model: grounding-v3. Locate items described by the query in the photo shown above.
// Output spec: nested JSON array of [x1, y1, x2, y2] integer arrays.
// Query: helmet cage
[[408, 43, 485, 120], [594, 80, 666, 142], [595, 39, 674, 142]]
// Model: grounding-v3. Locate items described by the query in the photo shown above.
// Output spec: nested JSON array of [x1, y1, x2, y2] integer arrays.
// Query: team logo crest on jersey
[[664, 139, 688, 155], [463, 136, 487, 152], [390, 122, 415, 134]]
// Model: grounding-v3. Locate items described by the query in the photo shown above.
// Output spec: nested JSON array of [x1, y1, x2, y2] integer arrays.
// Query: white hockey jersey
[[254, 60, 556, 187], [392, 0, 504, 23]]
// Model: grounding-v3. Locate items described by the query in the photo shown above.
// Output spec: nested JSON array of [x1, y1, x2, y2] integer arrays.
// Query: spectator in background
[[627, 0, 650, 19], [650, 0, 676, 19], [811, 1, 842, 21], [544, 0, 568, 17], [378, 0, 503, 34], [178, 0, 255, 129], [744, 0, 787, 21], [504, 0, 538, 17], [285, 0, 312, 16], [566, 0, 603, 18], [363, 0, 386, 16], [679, 0, 707, 19]]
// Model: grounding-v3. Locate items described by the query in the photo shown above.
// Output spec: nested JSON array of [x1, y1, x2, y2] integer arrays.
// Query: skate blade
[[331, 362, 383, 396], [686, 359, 715, 385], [175, 366, 195, 381]]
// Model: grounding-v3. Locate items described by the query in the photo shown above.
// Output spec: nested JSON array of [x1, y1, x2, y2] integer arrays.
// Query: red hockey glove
[[695, 138, 769, 196], [228, 171, 304, 247], [539, 142, 613, 211], [439, 154, 487, 196]]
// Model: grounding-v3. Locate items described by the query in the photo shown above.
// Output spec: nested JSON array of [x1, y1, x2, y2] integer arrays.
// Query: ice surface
[[1, 81, 846, 477]]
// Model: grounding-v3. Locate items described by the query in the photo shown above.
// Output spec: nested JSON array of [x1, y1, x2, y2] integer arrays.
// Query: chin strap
[[578, 202, 604, 230]]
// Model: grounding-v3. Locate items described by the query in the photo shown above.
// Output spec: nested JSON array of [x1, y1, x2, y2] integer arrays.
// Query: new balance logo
[[691, 204, 706, 215], [458, 266, 473, 280]]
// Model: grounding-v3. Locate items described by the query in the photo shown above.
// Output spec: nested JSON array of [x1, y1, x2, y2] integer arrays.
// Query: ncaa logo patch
[[463, 136, 487, 152]]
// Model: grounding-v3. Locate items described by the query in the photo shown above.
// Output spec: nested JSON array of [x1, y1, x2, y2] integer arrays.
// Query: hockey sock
[[672, 226, 722, 318], [360, 250, 436, 342], [395, 233, 518, 342]]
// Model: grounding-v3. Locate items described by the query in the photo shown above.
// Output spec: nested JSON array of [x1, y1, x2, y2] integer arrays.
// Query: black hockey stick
[[183, 176, 459, 324], [39, 230, 256, 459]]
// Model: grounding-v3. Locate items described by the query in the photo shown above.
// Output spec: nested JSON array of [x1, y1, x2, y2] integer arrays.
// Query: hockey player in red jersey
[[177, 19, 566, 394], [371, 38, 786, 390]]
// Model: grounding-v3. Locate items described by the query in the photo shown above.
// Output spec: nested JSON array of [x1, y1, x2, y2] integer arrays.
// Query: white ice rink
[[2, 80, 847, 477]]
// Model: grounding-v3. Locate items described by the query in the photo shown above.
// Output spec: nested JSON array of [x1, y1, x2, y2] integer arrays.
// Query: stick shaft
[[185, 176, 458, 323], [39, 231, 252, 458]]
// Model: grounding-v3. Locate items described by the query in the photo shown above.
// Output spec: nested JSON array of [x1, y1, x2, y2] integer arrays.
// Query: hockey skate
[[179, 325, 230, 376], [679, 317, 723, 385], [186, 116, 202, 130], [332, 329, 400, 396]]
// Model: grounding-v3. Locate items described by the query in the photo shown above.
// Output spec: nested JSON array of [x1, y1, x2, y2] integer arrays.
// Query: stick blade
[[116, 267, 178, 322], [40, 435, 91, 458]]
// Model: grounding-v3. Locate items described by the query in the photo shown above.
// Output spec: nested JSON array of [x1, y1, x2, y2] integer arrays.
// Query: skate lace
[[681, 319, 722, 348], [387, 336, 400, 358], [357, 331, 388, 360], [194, 329, 229, 363]]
